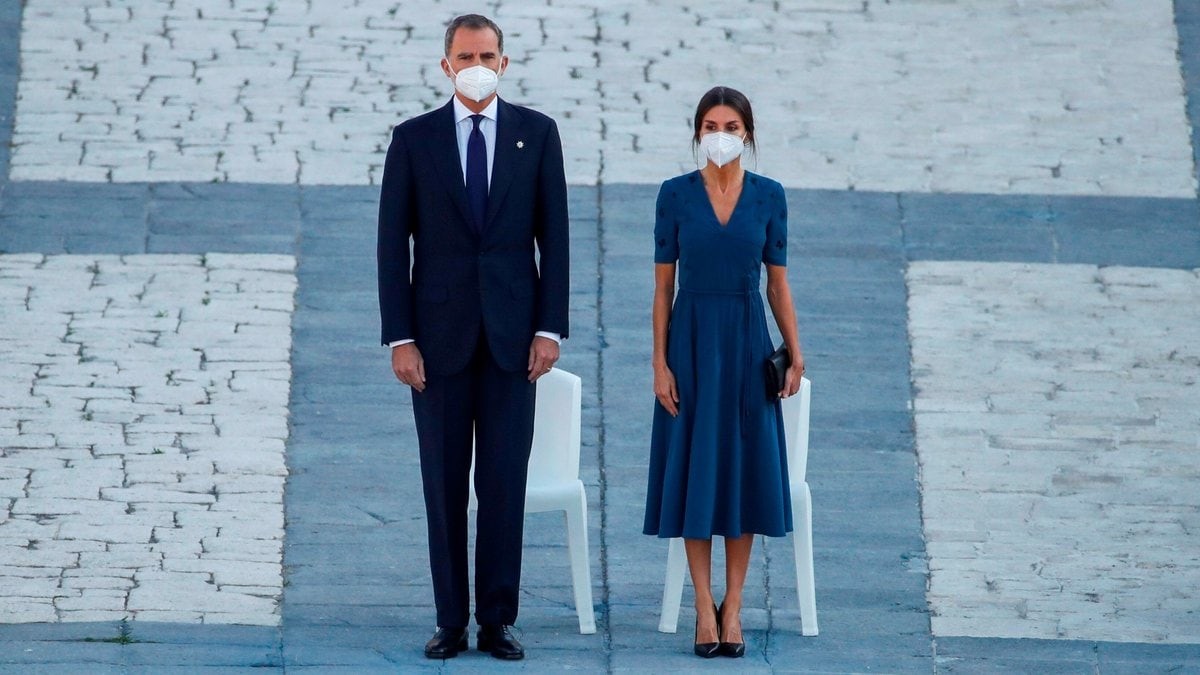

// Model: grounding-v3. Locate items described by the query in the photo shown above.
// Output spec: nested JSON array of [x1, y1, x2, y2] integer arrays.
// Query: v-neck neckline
[[697, 169, 748, 228]]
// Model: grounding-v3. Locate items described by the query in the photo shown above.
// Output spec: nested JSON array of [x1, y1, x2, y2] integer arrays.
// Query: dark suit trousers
[[411, 332, 536, 628]]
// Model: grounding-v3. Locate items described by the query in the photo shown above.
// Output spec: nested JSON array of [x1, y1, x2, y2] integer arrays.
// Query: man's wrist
[[534, 331, 561, 345], [388, 339, 415, 348]]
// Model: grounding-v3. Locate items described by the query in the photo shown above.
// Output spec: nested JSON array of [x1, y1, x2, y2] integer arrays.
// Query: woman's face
[[700, 104, 746, 139]]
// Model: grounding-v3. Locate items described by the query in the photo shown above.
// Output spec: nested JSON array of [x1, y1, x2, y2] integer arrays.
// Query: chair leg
[[658, 537, 687, 633], [565, 485, 597, 634], [793, 482, 818, 636]]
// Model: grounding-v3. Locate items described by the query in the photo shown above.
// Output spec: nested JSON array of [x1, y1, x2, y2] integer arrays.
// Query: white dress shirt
[[453, 95, 497, 187], [389, 96, 560, 349]]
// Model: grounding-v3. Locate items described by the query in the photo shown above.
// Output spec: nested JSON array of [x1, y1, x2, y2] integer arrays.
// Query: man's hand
[[527, 336, 560, 382], [391, 343, 426, 392]]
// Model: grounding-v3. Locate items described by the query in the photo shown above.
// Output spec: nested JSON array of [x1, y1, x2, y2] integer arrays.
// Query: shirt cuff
[[391, 334, 558, 347]]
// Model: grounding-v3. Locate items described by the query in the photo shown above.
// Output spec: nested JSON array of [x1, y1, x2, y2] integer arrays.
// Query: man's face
[[442, 27, 508, 79]]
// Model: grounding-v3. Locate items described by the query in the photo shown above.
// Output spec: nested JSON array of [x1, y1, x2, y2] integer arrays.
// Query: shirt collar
[[452, 95, 499, 125]]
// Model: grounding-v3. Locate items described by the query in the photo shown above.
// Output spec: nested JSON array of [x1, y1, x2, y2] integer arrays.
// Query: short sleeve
[[762, 182, 787, 267], [653, 182, 679, 263]]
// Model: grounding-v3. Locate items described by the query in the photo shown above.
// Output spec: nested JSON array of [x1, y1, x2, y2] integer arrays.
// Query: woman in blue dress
[[644, 86, 806, 658]]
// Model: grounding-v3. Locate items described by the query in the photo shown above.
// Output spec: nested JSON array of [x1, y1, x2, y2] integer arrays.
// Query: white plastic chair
[[469, 368, 597, 634], [657, 376, 817, 636]]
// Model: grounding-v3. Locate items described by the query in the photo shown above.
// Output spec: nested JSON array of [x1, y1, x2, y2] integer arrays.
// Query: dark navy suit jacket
[[377, 98, 570, 375]]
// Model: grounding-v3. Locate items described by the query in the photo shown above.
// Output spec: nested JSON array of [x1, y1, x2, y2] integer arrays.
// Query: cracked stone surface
[[10, 0, 1194, 195], [0, 254, 296, 626], [908, 261, 1200, 643]]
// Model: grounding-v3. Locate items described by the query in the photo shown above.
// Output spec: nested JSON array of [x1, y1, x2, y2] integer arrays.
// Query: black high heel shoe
[[693, 603, 720, 658], [717, 603, 746, 658]]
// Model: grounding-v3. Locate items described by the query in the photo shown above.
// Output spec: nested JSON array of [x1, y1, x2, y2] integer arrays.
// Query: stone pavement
[[0, 253, 294, 627], [0, 0, 1199, 673], [910, 262, 1200, 644], [9, 0, 1194, 195]]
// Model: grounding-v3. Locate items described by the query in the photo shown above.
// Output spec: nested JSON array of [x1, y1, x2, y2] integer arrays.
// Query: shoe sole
[[425, 640, 468, 659], [478, 644, 524, 660], [477, 638, 525, 658]]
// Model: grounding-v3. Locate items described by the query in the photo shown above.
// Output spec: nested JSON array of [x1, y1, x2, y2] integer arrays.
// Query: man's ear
[[441, 58, 455, 79], [498, 55, 510, 77]]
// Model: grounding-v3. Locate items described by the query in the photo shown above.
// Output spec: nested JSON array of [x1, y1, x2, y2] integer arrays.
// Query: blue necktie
[[466, 114, 488, 233]]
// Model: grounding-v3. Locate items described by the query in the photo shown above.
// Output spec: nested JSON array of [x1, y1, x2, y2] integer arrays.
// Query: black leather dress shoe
[[477, 624, 524, 660], [424, 627, 467, 659]]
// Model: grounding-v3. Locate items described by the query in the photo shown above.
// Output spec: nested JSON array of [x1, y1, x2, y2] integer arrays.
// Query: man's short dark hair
[[444, 14, 504, 56]]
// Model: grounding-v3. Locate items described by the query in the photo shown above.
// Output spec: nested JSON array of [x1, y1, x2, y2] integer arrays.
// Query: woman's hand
[[780, 353, 806, 399], [765, 264, 805, 399], [654, 364, 680, 417]]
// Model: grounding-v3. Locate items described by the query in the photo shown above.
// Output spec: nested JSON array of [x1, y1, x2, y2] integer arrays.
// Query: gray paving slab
[[0, 181, 309, 256], [1046, 196, 1200, 267], [1177, 0, 1200, 173], [122, 643, 282, 667], [0, 619, 282, 667], [0, 0, 16, 179], [901, 193, 1057, 263], [123, 662, 282, 667]]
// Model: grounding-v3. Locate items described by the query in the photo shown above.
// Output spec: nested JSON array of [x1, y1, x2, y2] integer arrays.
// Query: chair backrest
[[781, 377, 811, 484], [526, 367, 583, 485]]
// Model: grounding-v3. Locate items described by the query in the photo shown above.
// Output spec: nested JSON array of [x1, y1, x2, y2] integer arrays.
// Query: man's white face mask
[[699, 131, 746, 168], [449, 63, 500, 102]]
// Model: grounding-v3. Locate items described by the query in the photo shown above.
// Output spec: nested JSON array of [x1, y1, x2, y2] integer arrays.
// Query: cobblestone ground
[[1, 0, 1199, 671], [0, 254, 295, 626], [909, 261, 1200, 643], [11, 0, 1194, 195]]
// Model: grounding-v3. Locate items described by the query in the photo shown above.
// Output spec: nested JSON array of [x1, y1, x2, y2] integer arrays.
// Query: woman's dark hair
[[444, 14, 504, 56], [691, 86, 756, 153]]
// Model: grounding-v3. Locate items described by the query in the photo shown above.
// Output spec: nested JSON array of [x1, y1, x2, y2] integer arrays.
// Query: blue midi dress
[[643, 170, 793, 540]]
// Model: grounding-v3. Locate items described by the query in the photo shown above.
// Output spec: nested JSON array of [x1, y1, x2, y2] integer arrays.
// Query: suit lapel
[[484, 99, 523, 232], [421, 100, 475, 231]]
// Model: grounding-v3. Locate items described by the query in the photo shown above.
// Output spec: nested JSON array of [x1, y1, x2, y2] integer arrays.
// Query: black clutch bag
[[765, 344, 790, 399]]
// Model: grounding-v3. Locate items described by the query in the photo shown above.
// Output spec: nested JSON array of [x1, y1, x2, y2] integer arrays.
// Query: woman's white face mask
[[700, 131, 746, 168], [448, 64, 500, 102]]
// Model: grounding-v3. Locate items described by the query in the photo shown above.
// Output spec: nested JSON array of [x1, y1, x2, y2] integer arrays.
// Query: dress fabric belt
[[677, 287, 756, 437]]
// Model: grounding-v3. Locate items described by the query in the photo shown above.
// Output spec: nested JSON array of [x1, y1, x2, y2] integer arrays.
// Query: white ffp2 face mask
[[449, 64, 500, 102], [700, 131, 746, 168]]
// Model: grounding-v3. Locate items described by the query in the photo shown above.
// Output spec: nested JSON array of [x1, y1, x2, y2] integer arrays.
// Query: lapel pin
[[516, 141, 524, 149]]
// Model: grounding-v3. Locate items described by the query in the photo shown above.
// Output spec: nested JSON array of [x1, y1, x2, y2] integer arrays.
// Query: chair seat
[[525, 479, 585, 514]]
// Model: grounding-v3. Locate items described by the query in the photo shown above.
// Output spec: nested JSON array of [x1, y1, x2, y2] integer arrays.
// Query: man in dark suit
[[376, 13, 569, 661]]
